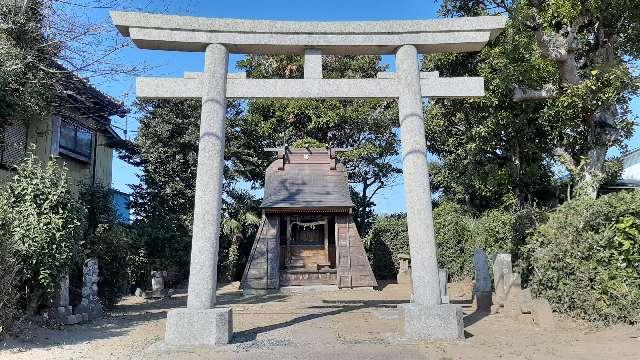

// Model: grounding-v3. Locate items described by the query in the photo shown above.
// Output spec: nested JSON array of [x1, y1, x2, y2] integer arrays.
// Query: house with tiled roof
[[0, 64, 126, 193]]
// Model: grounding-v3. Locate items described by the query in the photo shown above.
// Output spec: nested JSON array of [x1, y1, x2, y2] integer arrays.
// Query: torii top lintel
[[110, 11, 506, 55]]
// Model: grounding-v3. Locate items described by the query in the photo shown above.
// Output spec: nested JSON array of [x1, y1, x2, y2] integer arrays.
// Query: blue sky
[[78, 0, 640, 214]]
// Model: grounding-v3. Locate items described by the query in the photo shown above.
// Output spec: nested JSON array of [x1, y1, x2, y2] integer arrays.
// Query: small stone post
[[56, 274, 72, 319], [397, 254, 412, 285], [79, 258, 102, 319], [396, 44, 463, 340], [145, 270, 169, 298], [164, 43, 232, 346], [473, 249, 492, 311], [493, 253, 513, 306], [438, 268, 449, 304]]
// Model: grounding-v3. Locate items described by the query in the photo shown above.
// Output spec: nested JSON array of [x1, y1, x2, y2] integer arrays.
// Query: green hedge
[[364, 214, 409, 279], [0, 193, 20, 335], [365, 202, 543, 281], [433, 202, 475, 280], [525, 190, 640, 324]]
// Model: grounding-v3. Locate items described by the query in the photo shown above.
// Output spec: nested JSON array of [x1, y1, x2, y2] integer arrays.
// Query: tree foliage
[[1, 152, 83, 314], [431, 0, 639, 202], [524, 190, 640, 324], [79, 184, 130, 308], [120, 98, 264, 281], [0, 0, 59, 127], [236, 54, 401, 234]]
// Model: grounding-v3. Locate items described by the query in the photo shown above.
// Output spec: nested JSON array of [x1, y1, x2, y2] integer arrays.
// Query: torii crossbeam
[[111, 11, 506, 348]]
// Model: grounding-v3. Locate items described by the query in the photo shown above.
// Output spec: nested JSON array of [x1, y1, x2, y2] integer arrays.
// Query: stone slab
[[111, 11, 506, 54], [519, 288, 533, 314], [136, 77, 485, 100], [165, 308, 232, 346], [399, 303, 464, 341], [531, 299, 554, 328]]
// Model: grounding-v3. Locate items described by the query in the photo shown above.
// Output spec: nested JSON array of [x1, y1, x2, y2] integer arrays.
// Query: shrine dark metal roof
[[261, 148, 354, 209]]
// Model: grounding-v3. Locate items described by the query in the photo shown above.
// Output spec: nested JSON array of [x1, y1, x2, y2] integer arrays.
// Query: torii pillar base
[[399, 303, 464, 341], [164, 308, 232, 346]]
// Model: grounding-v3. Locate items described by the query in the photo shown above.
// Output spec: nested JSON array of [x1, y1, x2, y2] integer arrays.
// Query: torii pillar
[[111, 11, 506, 347]]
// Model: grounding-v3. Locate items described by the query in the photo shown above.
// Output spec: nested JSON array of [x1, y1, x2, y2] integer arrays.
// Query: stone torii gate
[[111, 11, 505, 346]]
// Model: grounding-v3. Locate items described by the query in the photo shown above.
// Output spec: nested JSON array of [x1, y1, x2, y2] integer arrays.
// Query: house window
[[0, 123, 27, 169], [58, 120, 94, 160]]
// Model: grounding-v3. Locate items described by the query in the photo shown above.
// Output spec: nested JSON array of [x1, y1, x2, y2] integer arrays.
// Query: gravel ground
[[1, 281, 639, 359]]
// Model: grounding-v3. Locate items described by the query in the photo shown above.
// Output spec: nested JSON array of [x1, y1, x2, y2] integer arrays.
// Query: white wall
[[622, 151, 640, 181]]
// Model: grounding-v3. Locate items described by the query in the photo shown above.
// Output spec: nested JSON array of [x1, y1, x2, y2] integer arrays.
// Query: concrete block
[[399, 303, 464, 341], [165, 307, 232, 346]]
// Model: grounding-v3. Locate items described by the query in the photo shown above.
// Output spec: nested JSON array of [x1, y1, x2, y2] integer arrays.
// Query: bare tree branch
[[512, 84, 557, 102]]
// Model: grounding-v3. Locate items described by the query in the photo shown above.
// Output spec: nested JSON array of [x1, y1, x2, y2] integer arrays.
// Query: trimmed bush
[[365, 203, 543, 282], [433, 201, 475, 280], [525, 190, 640, 324], [364, 214, 409, 279], [3, 154, 83, 314], [80, 184, 131, 308], [0, 193, 20, 335]]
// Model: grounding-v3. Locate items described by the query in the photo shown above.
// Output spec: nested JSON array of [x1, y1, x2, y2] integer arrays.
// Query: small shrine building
[[241, 147, 378, 292]]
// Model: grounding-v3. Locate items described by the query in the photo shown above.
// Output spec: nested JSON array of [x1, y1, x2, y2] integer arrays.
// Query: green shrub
[[0, 193, 20, 335], [433, 201, 475, 280], [525, 190, 640, 324], [365, 203, 543, 282], [79, 184, 131, 308], [364, 214, 409, 279], [3, 153, 83, 314]]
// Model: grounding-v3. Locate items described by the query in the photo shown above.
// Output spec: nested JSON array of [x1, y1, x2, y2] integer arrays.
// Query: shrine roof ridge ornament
[[110, 11, 506, 54]]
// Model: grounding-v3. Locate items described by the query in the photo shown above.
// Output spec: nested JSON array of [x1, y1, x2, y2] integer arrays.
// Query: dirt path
[[1, 281, 639, 359]]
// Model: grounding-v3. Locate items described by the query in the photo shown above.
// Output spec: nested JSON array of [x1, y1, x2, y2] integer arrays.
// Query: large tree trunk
[[529, 13, 618, 199]]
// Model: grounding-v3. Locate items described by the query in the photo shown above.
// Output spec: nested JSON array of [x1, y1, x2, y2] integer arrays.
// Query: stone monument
[[438, 268, 449, 304], [144, 270, 169, 298], [397, 254, 412, 285], [111, 11, 506, 345], [493, 253, 513, 305], [76, 258, 102, 319], [473, 249, 492, 311]]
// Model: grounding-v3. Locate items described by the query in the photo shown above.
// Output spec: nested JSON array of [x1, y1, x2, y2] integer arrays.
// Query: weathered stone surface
[[473, 249, 491, 292], [399, 303, 464, 340], [438, 268, 449, 304], [135, 76, 486, 100], [473, 249, 492, 311], [185, 43, 228, 310], [144, 289, 169, 299], [520, 288, 533, 314], [397, 254, 412, 285], [304, 49, 323, 79], [57, 274, 69, 307], [165, 308, 232, 346], [76, 258, 102, 318], [504, 273, 522, 318], [111, 11, 506, 54], [151, 271, 167, 291], [397, 44, 440, 307], [532, 299, 555, 328], [492, 253, 512, 305]]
